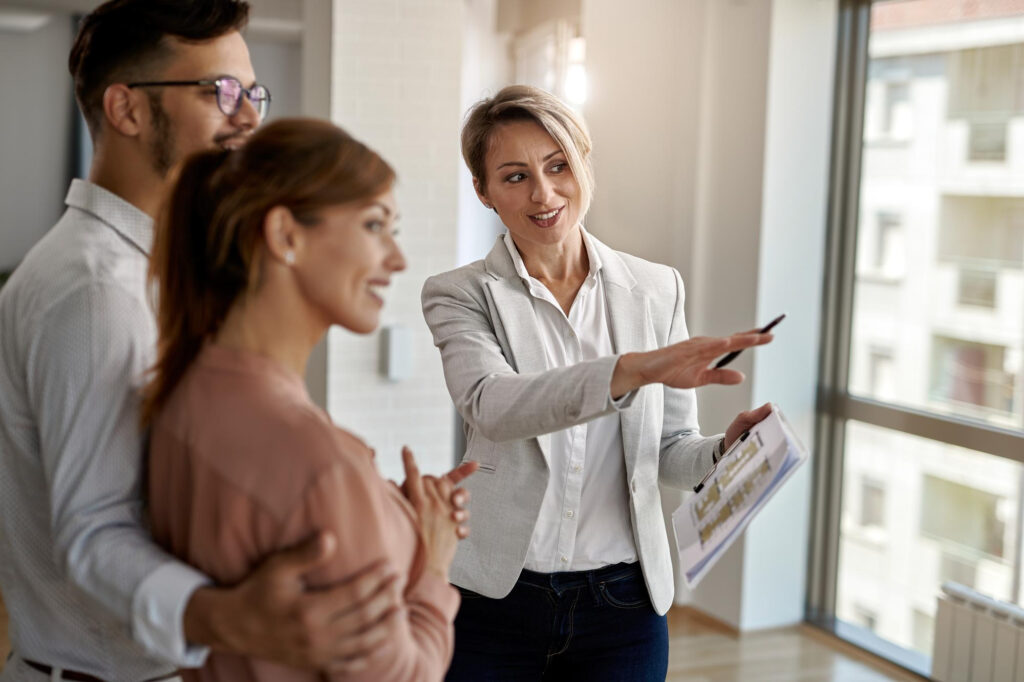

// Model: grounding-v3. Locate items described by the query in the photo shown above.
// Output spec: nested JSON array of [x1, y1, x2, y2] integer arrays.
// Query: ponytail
[[142, 148, 245, 426]]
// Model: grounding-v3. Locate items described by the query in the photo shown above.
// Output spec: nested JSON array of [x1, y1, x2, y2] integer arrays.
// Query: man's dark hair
[[69, 0, 250, 138]]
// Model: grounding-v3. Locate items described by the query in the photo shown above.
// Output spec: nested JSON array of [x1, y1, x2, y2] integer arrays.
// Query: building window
[[875, 211, 904, 279], [929, 336, 1013, 415], [967, 119, 1008, 162], [812, 2, 1024, 676], [957, 268, 997, 308], [921, 474, 1006, 559], [868, 346, 895, 400], [860, 478, 886, 528], [882, 81, 911, 139]]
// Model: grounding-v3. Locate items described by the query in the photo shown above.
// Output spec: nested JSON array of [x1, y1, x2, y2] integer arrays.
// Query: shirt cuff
[[132, 561, 212, 668]]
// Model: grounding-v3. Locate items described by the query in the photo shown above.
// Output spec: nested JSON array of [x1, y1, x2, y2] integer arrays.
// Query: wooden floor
[[666, 608, 925, 682], [0, 595, 923, 681]]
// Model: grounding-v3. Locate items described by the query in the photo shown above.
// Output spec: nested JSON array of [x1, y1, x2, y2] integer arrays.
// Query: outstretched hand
[[611, 331, 773, 398]]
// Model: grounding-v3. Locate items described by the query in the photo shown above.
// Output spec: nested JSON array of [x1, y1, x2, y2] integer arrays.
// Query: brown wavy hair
[[142, 118, 395, 425]]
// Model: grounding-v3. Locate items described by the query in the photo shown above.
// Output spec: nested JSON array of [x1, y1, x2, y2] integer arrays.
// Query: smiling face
[[291, 190, 407, 334], [477, 120, 582, 251], [143, 31, 260, 175]]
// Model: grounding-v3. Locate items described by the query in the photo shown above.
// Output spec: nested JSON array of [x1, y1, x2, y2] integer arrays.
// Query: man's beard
[[147, 92, 175, 177]]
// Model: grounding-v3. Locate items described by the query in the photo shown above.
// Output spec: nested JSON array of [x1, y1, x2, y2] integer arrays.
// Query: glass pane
[[848, 0, 1024, 431], [836, 420, 1024, 657]]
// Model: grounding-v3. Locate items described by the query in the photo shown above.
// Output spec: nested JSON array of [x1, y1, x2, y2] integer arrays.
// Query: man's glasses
[[127, 76, 271, 120]]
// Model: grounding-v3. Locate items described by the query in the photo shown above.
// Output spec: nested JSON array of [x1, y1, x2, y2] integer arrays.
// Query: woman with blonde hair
[[145, 118, 472, 681], [422, 85, 774, 680]]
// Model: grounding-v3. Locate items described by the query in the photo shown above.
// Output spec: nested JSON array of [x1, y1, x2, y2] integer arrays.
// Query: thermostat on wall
[[379, 324, 413, 382]]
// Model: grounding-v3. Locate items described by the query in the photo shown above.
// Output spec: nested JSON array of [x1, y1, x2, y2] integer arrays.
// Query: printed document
[[672, 405, 808, 588]]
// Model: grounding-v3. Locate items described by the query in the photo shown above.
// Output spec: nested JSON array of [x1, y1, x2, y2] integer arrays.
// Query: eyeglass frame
[[125, 76, 271, 119]]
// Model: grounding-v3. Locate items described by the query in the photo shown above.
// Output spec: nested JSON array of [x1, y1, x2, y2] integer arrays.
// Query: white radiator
[[932, 582, 1024, 682]]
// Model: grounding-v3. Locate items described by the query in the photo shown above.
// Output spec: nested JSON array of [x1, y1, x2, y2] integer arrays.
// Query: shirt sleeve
[[655, 268, 722, 488], [26, 282, 209, 666], [421, 275, 625, 443], [293, 455, 460, 682]]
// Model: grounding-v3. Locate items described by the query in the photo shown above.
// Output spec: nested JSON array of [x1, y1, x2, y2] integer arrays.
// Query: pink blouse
[[148, 344, 458, 681]]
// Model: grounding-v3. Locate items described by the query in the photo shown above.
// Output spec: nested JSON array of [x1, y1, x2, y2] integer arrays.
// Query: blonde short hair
[[461, 85, 594, 217]]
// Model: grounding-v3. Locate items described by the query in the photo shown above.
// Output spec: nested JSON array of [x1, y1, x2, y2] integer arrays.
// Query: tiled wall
[[326, 0, 464, 482]]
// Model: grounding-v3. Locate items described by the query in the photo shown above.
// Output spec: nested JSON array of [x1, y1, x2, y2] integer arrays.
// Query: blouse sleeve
[[656, 267, 720, 488], [283, 444, 459, 682]]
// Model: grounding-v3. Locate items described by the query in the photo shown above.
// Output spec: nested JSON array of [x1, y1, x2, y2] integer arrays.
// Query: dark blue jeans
[[445, 562, 668, 681]]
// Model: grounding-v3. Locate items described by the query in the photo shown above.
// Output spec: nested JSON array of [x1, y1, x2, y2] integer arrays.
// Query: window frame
[[807, 0, 1024, 676]]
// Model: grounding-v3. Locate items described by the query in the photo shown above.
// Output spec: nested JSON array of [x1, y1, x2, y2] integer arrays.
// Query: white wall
[[583, 0, 836, 630], [248, 40, 302, 120], [0, 11, 74, 271], [458, 0, 510, 267], [326, 0, 464, 481]]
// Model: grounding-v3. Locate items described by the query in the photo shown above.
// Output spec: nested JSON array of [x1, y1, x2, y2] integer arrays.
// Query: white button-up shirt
[[504, 230, 639, 573], [0, 180, 208, 679]]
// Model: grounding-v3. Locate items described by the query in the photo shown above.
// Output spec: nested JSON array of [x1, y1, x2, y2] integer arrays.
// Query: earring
[[284, 251, 295, 265]]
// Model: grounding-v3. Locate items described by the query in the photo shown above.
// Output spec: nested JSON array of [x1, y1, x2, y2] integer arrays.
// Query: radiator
[[932, 582, 1024, 682]]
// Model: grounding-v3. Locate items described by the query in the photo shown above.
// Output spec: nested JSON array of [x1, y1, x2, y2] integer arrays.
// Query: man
[[0, 1, 471, 679]]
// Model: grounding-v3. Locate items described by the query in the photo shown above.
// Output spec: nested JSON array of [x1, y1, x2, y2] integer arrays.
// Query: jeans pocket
[[598, 574, 650, 609]]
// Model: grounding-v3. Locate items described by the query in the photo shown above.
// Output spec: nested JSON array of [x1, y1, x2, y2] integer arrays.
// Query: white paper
[[671, 405, 808, 588]]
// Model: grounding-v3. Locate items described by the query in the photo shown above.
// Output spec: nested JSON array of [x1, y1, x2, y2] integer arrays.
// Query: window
[[860, 477, 886, 528], [882, 81, 911, 139], [938, 196, 1024, 269], [968, 120, 1008, 162], [868, 346, 895, 400], [513, 21, 585, 110], [811, 2, 1024, 677], [929, 337, 1014, 416], [921, 475, 1006, 559], [957, 268, 997, 308]]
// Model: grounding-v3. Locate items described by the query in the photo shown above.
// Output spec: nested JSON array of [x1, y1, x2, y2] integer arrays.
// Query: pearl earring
[[284, 251, 295, 265]]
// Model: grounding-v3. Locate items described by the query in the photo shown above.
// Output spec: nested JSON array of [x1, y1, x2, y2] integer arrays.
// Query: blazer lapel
[[593, 237, 652, 482], [483, 239, 553, 464]]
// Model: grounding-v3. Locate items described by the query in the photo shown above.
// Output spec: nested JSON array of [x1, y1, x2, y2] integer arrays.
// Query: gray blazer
[[421, 234, 718, 615]]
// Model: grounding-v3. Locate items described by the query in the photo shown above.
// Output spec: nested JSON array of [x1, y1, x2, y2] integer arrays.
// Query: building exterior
[[838, 0, 1024, 656]]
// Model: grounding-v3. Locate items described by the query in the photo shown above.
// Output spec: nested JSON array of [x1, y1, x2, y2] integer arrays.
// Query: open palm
[[644, 333, 772, 390]]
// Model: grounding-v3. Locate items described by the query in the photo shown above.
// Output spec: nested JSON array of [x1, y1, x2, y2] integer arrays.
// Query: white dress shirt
[[0, 180, 209, 680], [504, 229, 639, 573]]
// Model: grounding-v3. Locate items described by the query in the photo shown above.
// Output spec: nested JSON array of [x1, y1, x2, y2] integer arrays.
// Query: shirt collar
[[65, 178, 154, 256], [502, 226, 604, 286]]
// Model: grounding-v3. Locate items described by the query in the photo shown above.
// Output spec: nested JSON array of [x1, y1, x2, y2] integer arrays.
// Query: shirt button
[[560, 555, 568, 563], [573, 464, 582, 473], [566, 510, 575, 518]]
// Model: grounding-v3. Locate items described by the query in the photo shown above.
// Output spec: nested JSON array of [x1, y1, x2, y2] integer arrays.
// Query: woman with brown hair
[[144, 118, 470, 681]]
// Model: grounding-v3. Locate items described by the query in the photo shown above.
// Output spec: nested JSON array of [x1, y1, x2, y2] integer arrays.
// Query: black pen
[[693, 430, 749, 493], [713, 313, 785, 369]]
